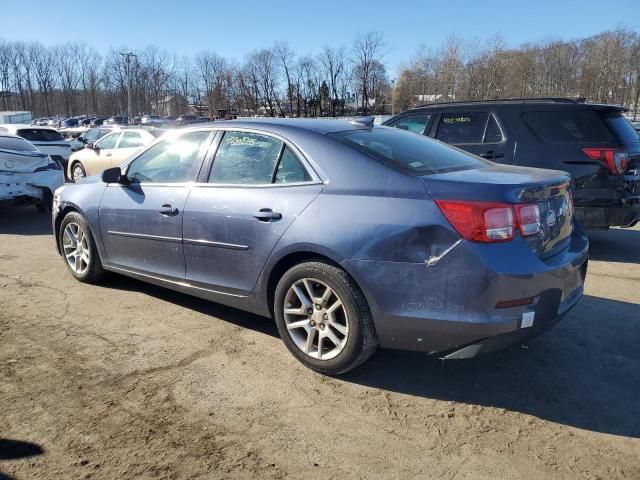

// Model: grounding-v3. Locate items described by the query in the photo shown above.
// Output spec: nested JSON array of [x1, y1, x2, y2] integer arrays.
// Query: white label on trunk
[[522, 311, 535, 328]]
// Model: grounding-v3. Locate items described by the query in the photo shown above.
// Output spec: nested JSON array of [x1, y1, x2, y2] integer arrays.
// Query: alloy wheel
[[62, 222, 90, 275], [72, 164, 85, 182], [283, 278, 349, 360]]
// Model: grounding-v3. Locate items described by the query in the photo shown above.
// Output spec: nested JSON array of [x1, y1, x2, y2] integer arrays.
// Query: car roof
[[0, 123, 59, 131], [179, 117, 370, 136], [404, 98, 628, 112]]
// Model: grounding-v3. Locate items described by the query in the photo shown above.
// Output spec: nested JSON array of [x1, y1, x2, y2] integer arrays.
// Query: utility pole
[[120, 52, 137, 124]]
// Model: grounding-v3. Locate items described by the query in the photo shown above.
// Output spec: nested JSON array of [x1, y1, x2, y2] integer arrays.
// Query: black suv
[[384, 98, 640, 229]]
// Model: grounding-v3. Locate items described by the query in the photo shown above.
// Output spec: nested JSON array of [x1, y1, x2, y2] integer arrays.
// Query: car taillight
[[436, 200, 542, 243], [515, 204, 541, 237], [582, 148, 629, 174]]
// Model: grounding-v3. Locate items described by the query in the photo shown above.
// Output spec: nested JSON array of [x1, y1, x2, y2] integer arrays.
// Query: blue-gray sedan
[[52, 118, 589, 374]]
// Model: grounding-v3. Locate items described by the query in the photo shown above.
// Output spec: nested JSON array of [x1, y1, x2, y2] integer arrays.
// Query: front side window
[[119, 131, 143, 148], [330, 126, 487, 175], [436, 112, 489, 144], [126, 131, 210, 183], [96, 132, 120, 149], [388, 114, 431, 135]]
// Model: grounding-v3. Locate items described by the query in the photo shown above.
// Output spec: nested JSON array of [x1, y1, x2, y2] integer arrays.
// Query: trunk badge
[[546, 210, 557, 227], [4, 160, 15, 169]]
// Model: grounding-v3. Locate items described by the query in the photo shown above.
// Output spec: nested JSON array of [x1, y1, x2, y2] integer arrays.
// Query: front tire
[[59, 212, 105, 283], [274, 261, 377, 375]]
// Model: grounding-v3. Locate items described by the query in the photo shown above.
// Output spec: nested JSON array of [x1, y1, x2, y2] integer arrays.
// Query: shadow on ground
[[343, 294, 640, 438], [587, 227, 640, 263], [102, 270, 640, 439], [0, 439, 44, 480], [0, 207, 51, 235]]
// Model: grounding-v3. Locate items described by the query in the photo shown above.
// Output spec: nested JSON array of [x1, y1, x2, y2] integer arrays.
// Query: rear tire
[[71, 162, 86, 183], [59, 212, 105, 283], [274, 261, 377, 375]]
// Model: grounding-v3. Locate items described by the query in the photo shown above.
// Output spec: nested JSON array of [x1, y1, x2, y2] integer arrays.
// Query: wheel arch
[[264, 249, 373, 323]]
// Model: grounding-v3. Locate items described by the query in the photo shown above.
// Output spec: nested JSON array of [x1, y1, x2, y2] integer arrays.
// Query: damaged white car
[[0, 132, 64, 212]]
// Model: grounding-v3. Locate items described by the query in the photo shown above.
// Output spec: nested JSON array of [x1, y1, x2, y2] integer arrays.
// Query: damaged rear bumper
[[0, 170, 64, 204], [342, 229, 589, 357]]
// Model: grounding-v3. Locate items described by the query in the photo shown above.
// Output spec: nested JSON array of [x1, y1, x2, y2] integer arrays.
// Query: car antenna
[[349, 116, 375, 127]]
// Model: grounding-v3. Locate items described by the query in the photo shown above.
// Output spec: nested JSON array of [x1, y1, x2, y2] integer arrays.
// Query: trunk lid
[[421, 163, 573, 257]]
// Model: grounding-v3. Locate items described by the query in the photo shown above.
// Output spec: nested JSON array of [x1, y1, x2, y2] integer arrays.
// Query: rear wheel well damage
[[265, 251, 369, 321]]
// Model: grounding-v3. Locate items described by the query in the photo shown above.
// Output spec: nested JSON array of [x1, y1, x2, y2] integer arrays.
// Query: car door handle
[[253, 208, 282, 222], [479, 151, 504, 159], [105, 152, 112, 157], [159, 204, 179, 216]]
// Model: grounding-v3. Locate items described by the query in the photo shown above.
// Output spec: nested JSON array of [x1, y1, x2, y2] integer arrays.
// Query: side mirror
[[85, 143, 95, 150], [102, 167, 125, 184]]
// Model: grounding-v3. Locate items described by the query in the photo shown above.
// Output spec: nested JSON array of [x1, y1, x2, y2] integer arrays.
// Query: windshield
[[17, 128, 64, 142], [0, 136, 39, 152], [329, 126, 488, 175]]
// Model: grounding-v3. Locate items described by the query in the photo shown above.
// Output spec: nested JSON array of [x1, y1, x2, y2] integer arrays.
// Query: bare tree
[[351, 31, 386, 114]]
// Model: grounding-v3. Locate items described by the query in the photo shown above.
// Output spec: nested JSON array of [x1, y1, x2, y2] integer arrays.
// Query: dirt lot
[[1, 207, 639, 480]]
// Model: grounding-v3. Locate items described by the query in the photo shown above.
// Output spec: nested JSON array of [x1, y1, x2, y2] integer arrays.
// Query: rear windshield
[[0, 136, 38, 152], [599, 112, 639, 144], [523, 110, 616, 143], [329, 126, 488, 175], [17, 128, 64, 142]]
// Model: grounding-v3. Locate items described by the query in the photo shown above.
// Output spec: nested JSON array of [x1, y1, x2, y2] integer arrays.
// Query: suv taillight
[[436, 200, 541, 243], [582, 148, 629, 174]]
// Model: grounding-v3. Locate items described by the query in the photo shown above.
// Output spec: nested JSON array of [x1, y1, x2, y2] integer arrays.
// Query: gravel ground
[[1, 206, 639, 480]]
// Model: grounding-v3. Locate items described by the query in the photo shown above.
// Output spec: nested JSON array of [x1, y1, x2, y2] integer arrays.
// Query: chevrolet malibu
[[52, 119, 589, 374]]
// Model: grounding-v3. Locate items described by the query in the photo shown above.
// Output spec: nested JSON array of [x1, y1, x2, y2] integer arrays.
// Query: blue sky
[[2, 0, 638, 74]]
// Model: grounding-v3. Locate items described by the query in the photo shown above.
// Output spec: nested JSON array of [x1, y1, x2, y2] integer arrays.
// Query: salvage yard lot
[[1, 207, 639, 480]]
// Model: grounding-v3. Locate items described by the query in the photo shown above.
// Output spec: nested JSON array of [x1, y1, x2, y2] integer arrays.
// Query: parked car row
[[52, 116, 589, 374]]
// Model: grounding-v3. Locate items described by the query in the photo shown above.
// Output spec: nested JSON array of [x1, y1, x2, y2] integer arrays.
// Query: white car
[[0, 132, 64, 212], [0, 124, 71, 170], [67, 128, 163, 182]]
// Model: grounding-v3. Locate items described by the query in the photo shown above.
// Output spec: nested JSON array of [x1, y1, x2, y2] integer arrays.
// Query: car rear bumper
[[574, 204, 640, 228], [343, 229, 589, 356]]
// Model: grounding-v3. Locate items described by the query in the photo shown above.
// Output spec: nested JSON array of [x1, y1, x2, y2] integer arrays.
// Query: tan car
[[67, 128, 163, 182]]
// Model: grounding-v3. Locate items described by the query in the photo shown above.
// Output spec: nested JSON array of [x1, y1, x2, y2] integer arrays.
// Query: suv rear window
[[17, 129, 64, 142], [329, 127, 487, 175], [523, 110, 616, 143], [599, 112, 639, 144]]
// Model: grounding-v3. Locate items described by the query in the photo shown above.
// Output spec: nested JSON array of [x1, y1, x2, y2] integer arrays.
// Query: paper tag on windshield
[[521, 311, 535, 328]]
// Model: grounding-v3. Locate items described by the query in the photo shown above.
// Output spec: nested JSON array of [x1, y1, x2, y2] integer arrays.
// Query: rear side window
[[0, 136, 38, 152], [17, 129, 64, 142], [436, 112, 490, 144], [600, 112, 639, 144], [275, 146, 311, 183], [388, 114, 431, 135], [523, 110, 616, 143], [329, 126, 488, 175], [119, 131, 143, 148]]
